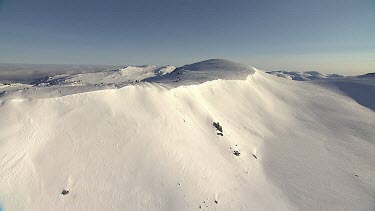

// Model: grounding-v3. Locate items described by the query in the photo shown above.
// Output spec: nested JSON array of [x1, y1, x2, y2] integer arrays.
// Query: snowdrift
[[0, 60, 374, 210]]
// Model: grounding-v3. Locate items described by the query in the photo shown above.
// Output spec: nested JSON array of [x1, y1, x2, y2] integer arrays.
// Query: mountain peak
[[180, 59, 252, 72]]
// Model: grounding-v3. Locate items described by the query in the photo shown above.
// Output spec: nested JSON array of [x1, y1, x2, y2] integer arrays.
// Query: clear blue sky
[[0, 0, 374, 74]]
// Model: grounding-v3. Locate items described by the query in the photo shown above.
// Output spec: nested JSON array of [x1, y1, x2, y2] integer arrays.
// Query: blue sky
[[0, 0, 374, 74]]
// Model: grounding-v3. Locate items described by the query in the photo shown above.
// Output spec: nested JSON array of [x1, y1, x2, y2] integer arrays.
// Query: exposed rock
[[213, 122, 223, 132], [61, 189, 69, 195]]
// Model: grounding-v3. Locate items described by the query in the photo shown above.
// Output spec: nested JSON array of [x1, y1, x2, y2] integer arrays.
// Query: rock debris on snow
[[233, 151, 241, 156], [213, 122, 223, 133], [61, 190, 69, 195]]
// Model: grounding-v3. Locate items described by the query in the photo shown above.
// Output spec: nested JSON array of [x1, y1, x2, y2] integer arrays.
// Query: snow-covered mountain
[[357, 72, 375, 78], [0, 59, 374, 210], [33, 65, 175, 87], [0, 63, 123, 84], [0, 65, 175, 99], [144, 59, 255, 86]]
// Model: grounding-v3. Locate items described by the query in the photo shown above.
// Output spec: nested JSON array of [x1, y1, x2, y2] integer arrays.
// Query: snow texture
[[0, 59, 374, 210]]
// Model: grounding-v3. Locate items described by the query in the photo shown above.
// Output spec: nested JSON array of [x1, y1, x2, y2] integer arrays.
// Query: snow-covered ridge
[[0, 65, 176, 99], [357, 72, 375, 78], [118, 65, 175, 77], [0, 59, 254, 99], [34, 65, 176, 87]]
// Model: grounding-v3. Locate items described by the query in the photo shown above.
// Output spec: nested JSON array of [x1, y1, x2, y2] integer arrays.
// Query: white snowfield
[[0, 59, 374, 210]]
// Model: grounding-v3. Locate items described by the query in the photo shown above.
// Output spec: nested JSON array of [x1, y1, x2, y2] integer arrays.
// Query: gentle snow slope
[[266, 70, 375, 110], [0, 60, 374, 210]]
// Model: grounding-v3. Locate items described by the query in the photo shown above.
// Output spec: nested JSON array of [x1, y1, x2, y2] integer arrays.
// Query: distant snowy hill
[[0, 59, 374, 210], [144, 59, 255, 86], [357, 72, 375, 78], [0, 65, 175, 99], [34, 65, 175, 87], [266, 70, 343, 81], [0, 63, 123, 84]]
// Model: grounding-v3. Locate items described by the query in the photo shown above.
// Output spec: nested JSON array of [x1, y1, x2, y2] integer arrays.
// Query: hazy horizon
[[0, 58, 373, 77]]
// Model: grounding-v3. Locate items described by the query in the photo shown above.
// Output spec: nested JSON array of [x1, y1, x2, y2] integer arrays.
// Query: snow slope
[[0, 60, 374, 210], [266, 70, 375, 110]]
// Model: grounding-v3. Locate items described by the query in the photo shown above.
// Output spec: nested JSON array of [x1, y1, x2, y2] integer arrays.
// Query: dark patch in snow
[[61, 189, 69, 195], [213, 122, 223, 133], [233, 151, 240, 156], [252, 154, 258, 159]]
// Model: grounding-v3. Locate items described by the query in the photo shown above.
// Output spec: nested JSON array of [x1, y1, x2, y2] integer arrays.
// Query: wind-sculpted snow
[[0, 60, 374, 210]]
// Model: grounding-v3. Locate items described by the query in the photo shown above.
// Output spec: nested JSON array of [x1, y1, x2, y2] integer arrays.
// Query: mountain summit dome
[[143, 59, 256, 86]]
